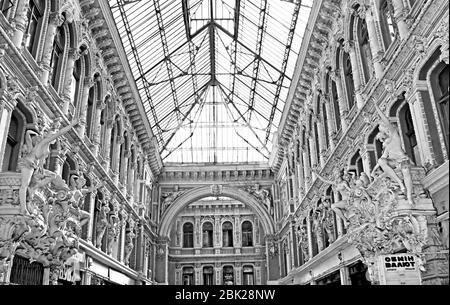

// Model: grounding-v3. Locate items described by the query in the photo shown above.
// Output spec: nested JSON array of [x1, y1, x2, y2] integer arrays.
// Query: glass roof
[[109, 0, 313, 164]]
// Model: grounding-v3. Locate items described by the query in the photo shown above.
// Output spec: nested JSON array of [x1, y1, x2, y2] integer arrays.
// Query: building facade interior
[[0, 0, 448, 285]]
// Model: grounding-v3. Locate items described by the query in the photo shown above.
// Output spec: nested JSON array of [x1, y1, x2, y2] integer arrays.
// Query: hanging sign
[[378, 254, 422, 285]]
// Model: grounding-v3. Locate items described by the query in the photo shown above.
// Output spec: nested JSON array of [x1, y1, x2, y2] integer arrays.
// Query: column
[[40, 12, 64, 86], [61, 48, 79, 114], [255, 262, 262, 285], [120, 150, 129, 188], [331, 69, 349, 131], [359, 147, 372, 176], [235, 263, 242, 285], [306, 215, 314, 259], [291, 224, 299, 267], [316, 119, 326, 167], [406, 86, 433, 166], [296, 151, 305, 199], [51, 149, 66, 176], [333, 191, 344, 237], [323, 96, 336, 150], [290, 150, 299, 206], [119, 210, 128, 263], [234, 215, 241, 252], [154, 237, 169, 284], [92, 99, 106, 157], [194, 216, 201, 249], [343, 40, 364, 109], [77, 77, 94, 137], [302, 148, 311, 191], [194, 263, 202, 285], [340, 266, 352, 285], [365, 9, 384, 78], [214, 263, 222, 285], [126, 161, 135, 198], [11, 0, 29, 49], [214, 216, 221, 251], [102, 119, 113, 171], [391, 0, 409, 40], [86, 190, 97, 244]]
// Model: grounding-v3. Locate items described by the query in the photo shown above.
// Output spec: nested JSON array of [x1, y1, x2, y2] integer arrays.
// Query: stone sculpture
[[18, 119, 79, 215], [314, 169, 352, 227], [371, 102, 414, 204]]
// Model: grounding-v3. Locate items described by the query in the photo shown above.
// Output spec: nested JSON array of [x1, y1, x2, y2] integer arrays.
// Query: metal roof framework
[[109, 0, 312, 163]]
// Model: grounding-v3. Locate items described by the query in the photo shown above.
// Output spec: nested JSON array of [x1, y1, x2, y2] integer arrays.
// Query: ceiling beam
[[265, 0, 302, 143], [214, 22, 290, 81]]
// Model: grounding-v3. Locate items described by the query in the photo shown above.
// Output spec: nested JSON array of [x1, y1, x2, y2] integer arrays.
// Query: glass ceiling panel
[[109, 0, 313, 164]]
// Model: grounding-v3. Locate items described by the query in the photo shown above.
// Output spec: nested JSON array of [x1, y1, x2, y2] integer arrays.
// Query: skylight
[[109, 0, 313, 164]]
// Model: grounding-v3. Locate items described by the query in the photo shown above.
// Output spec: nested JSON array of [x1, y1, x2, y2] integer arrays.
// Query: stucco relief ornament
[[210, 184, 223, 197], [245, 184, 272, 212], [161, 185, 182, 213]]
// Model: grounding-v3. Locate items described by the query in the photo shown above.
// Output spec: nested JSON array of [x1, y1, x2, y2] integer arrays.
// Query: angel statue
[[371, 102, 414, 204], [313, 168, 352, 228], [18, 119, 79, 214]]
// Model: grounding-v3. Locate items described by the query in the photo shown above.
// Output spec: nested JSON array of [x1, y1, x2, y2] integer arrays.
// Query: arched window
[[222, 221, 233, 247], [70, 57, 81, 106], [380, 0, 398, 50], [109, 122, 116, 166], [327, 70, 341, 131], [2, 109, 25, 172], [241, 221, 253, 247], [242, 265, 254, 285], [24, 0, 44, 57], [314, 121, 320, 165], [183, 222, 194, 248], [431, 64, 449, 154], [182, 266, 194, 285], [61, 156, 75, 185], [349, 150, 364, 176], [357, 18, 374, 82], [367, 126, 383, 171], [398, 104, 420, 164], [202, 222, 213, 247], [86, 86, 95, 138], [222, 266, 234, 285], [343, 49, 355, 109], [50, 23, 65, 89], [203, 266, 214, 285]]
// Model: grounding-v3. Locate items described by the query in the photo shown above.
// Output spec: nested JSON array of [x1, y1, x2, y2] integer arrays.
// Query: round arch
[[158, 185, 276, 238]]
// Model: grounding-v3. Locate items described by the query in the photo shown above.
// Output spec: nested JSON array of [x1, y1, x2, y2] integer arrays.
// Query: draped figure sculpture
[[314, 169, 352, 227], [18, 119, 79, 214], [371, 102, 414, 204]]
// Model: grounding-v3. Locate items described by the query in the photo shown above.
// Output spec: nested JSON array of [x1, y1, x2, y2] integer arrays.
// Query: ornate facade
[[0, 0, 448, 286], [272, 0, 449, 285], [0, 0, 159, 285]]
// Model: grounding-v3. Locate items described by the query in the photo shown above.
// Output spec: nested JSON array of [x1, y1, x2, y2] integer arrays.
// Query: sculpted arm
[[41, 120, 79, 145], [314, 171, 334, 185]]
